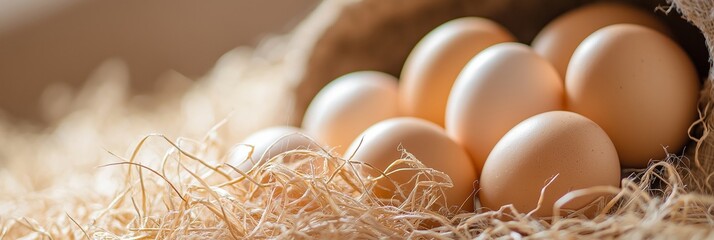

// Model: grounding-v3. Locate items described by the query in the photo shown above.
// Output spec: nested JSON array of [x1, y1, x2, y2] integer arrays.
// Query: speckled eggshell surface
[[479, 111, 621, 217], [566, 24, 699, 168], [345, 117, 479, 212]]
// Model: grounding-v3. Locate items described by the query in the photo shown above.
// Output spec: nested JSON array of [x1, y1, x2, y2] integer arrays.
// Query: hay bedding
[[2, 0, 714, 239]]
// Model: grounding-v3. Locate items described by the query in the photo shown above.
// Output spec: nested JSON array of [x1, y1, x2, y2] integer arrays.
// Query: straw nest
[[2, 0, 714, 239]]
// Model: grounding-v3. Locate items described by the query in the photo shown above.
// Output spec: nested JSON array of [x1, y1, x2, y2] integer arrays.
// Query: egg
[[345, 117, 478, 212], [445, 42, 563, 172], [400, 17, 515, 126], [302, 71, 399, 151], [566, 24, 699, 168], [479, 111, 621, 217], [531, 2, 668, 79], [230, 126, 316, 172]]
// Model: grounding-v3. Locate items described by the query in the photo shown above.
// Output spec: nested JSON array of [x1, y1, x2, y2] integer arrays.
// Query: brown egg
[[230, 126, 316, 172], [345, 117, 478, 212], [479, 111, 620, 217], [566, 24, 699, 168], [400, 17, 515, 126], [302, 71, 399, 151], [532, 2, 668, 79], [445, 43, 563, 172]]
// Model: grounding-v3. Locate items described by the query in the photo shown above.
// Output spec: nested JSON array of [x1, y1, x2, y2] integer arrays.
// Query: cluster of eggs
[[231, 2, 699, 217]]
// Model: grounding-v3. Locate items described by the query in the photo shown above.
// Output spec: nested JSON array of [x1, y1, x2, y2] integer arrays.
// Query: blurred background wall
[[0, 0, 319, 124]]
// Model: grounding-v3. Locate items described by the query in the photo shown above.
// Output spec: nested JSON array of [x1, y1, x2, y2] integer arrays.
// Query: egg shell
[[531, 2, 668, 79], [400, 17, 515, 126], [230, 126, 316, 172], [302, 71, 399, 151], [445, 42, 563, 172], [479, 111, 621, 217], [230, 127, 329, 210], [566, 24, 699, 168], [345, 117, 478, 212]]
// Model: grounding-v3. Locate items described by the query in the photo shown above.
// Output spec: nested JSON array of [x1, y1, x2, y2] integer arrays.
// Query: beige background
[[0, 0, 318, 123]]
